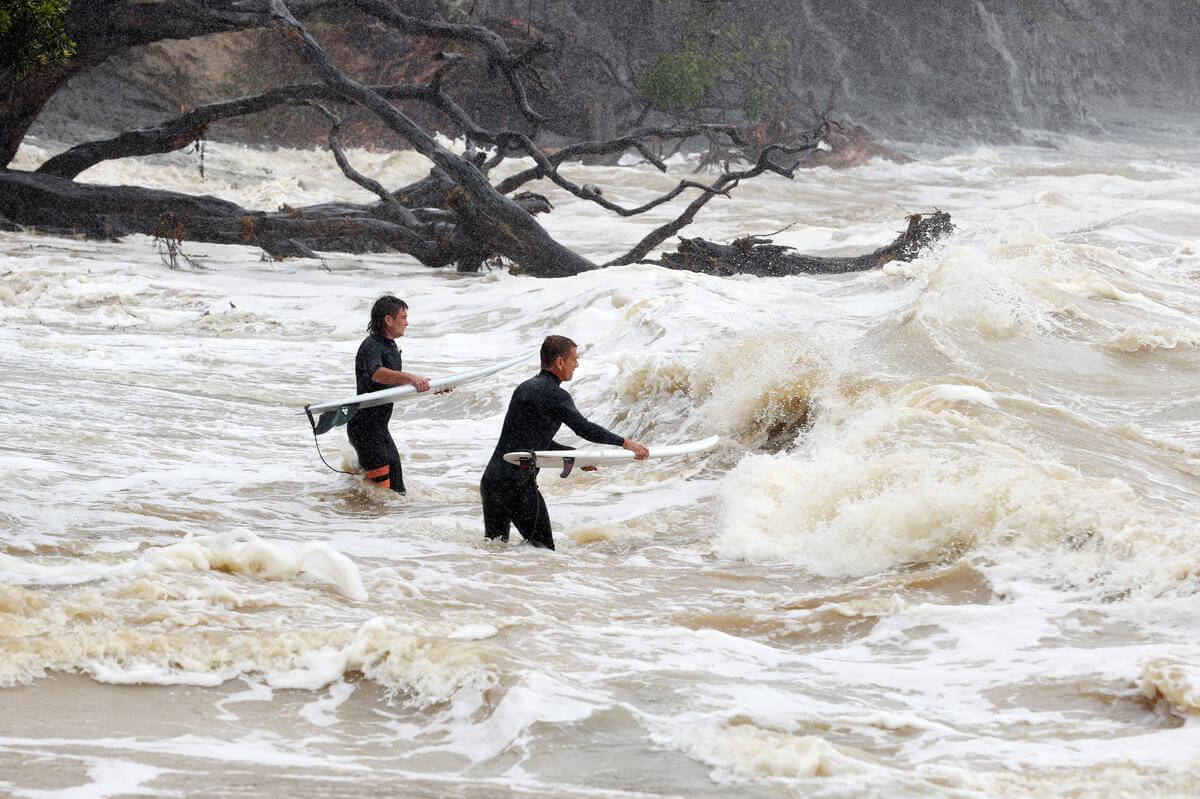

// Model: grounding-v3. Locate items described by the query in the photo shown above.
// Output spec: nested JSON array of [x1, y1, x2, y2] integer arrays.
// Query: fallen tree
[[655, 212, 954, 276], [0, 1, 953, 277]]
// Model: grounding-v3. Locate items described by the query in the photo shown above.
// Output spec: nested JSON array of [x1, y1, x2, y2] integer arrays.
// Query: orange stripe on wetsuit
[[365, 464, 391, 488]]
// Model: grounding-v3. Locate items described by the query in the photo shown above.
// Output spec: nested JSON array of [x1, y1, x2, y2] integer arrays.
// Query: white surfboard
[[503, 435, 719, 477], [305, 352, 532, 435]]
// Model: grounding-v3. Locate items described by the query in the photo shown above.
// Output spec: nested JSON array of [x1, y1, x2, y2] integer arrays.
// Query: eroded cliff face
[[29, 0, 1200, 149], [780, 0, 1200, 140], [31, 19, 465, 149]]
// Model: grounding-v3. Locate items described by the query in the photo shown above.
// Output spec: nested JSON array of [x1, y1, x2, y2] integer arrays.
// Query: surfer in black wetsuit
[[348, 295, 432, 494], [480, 335, 648, 550]]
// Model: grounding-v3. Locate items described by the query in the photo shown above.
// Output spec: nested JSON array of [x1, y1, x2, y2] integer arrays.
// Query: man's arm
[[554, 392, 623, 446], [554, 392, 648, 458], [371, 367, 430, 392]]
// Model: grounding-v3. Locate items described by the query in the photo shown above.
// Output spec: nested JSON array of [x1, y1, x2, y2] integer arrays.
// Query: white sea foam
[[8, 759, 170, 799], [0, 553, 116, 586], [0, 531, 366, 600], [1106, 323, 1200, 353], [299, 679, 357, 727], [1140, 656, 1200, 714], [138, 531, 368, 601], [714, 402, 1187, 591], [665, 722, 871, 781], [0, 612, 496, 702]]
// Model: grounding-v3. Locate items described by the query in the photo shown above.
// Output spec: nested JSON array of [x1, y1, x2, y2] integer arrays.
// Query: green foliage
[[741, 83, 770, 121], [724, 29, 791, 120], [637, 49, 725, 111], [634, 0, 793, 120], [635, 0, 724, 111], [0, 0, 76, 77], [438, 0, 473, 24]]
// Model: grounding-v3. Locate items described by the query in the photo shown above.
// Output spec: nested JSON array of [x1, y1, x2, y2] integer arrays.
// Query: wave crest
[[0, 615, 495, 704]]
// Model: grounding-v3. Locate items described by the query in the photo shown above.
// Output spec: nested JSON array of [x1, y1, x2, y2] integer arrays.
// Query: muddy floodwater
[[2, 134, 1200, 797]]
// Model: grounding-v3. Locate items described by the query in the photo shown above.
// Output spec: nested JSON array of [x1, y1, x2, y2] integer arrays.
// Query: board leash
[[305, 404, 356, 475]]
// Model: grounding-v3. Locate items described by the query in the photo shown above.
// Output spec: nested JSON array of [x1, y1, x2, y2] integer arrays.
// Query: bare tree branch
[[34, 77, 504, 179], [350, 0, 548, 124], [493, 125, 746, 192], [417, 101, 750, 217], [607, 143, 814, 266], [266, 0, 592, 276], [303, 101, 423, 229], [37, 83, 336, 178]]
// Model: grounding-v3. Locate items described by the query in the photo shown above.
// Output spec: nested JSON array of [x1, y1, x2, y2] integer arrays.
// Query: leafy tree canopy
[[0, 0, 76, 77], [634, 0, 792, 120]]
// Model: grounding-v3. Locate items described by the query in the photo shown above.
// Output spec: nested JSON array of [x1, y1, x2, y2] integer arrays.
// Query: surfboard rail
[[503, 435, 719, 477], [304, 352, 533, 435]]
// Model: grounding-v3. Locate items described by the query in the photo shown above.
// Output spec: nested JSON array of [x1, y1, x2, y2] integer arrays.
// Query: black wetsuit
[[480, 370, 624, 549], [347, 333, 406, 494]]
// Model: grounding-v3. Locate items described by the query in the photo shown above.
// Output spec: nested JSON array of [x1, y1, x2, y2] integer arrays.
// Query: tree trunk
[[0, 168, 953, 278], [1, 63, 85, 167], [0, 168, 437, 260]]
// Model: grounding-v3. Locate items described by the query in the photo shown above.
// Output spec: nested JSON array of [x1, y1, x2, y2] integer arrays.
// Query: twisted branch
[[607, 143, 815, 266]]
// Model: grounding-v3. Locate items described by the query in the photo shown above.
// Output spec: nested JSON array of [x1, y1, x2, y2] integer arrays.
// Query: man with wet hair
[[348, 295, 432, 495], [480, 335, 648, 550]]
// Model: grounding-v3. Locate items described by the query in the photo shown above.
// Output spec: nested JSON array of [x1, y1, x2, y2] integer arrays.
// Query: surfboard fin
[[559, 457, 575, 478], [306, 404, 358, 436]]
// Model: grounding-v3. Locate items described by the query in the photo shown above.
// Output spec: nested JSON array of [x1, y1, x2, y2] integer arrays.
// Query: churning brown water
[[2, 133, 1199, 797]]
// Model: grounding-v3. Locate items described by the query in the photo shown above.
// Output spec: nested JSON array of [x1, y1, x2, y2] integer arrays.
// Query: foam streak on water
[[2, 134, 1200, 797]]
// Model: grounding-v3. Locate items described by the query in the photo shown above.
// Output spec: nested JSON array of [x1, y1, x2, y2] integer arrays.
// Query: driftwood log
[[656, 212, 955, 276]]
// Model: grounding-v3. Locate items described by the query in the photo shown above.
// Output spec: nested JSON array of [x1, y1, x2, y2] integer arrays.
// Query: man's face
[[557, 346, 578, 381], [384, 308, 408, 339]]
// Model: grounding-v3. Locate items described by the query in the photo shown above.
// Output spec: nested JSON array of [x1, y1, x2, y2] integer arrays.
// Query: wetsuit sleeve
[[552, 391, 625, 446], [360, 340, 385, 380]]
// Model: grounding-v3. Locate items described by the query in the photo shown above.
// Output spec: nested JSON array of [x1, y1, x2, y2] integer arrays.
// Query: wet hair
[[540, 335, 577, 368], [367, 295, 408, 336]]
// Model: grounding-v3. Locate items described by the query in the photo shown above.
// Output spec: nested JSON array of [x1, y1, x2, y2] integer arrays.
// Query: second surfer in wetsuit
[[347, 295, 432, 494], [480, 335, 648, 549]]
